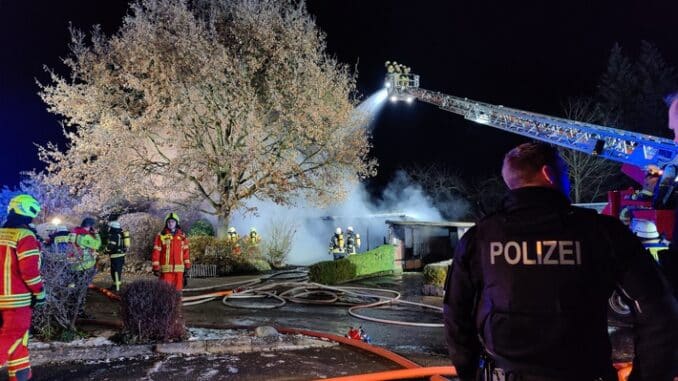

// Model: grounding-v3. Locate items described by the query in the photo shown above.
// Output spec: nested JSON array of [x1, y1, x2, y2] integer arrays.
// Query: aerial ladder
[[384, 61, 678, 238], [384, 61, 678, 169], [384, 61, 678, 321]]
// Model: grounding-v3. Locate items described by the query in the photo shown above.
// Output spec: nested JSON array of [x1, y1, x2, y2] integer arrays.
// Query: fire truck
[[383, 61, 678, 320]]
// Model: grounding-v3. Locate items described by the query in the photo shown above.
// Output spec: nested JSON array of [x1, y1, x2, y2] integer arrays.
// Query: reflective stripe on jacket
[[151, 228, 190, 273], [0, 228, 44, 309]]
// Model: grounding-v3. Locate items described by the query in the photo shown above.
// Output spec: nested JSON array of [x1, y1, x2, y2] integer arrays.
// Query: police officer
[[443, 142, 678, 381]]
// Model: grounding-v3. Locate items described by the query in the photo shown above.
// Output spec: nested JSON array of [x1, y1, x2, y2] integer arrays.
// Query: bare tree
[[38, 0, 375, 235], [559, 97, 618, 203], [402, 163, 473, 219]]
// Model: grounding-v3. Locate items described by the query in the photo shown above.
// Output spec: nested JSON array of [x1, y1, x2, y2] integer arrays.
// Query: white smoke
[[231, 171, 453, 265], [229, 91, 468, 265]]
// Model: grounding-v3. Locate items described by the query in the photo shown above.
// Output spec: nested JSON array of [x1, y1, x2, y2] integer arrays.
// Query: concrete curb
[[30, 342, 155, 366], [155, 334, 336, 355], [29, 333, 337, 366]]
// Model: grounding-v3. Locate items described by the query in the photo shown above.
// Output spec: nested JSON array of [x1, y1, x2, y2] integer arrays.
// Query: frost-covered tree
[[39, 0, 375, 234], [0, 171, 75, 225]]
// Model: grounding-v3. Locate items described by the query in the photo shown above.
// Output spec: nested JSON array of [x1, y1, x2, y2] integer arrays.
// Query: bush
[[119, 213, 164, 262], [423, 259, 451, 287], [189, 236, 270, 275], [119, 280, 185, 343], [187, 219, 215, 237], [263, 218, 297, 268], [309, 245, 396, 285], [32, 248, 96, 340]]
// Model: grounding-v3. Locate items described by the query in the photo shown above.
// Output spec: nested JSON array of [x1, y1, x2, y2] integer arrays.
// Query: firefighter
[[247, 227, 261, 246], [345, 226, 361, 255], [329, 227, 345, 260], [630, 218, 669, 261], [68, 217, 101, 271], [152, 213, 190, 291], [104, 218, 130, 292], [0, 194, 45, 381], [244, 227, 261, 256], [226, 227, 241, 255], [49, 225, 70, 254], [444, 142, 678, 381]]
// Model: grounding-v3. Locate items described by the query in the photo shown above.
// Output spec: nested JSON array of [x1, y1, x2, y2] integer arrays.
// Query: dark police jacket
[[444, 187, 678, 381]]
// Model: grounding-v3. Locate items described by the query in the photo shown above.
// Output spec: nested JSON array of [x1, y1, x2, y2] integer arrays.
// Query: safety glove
[[31, 290, 46, 307]]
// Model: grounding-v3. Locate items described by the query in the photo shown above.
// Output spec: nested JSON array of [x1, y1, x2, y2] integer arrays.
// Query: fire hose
[[88, 279, 634, 381]]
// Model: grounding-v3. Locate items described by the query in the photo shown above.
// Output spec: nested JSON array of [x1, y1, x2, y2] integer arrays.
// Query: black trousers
[[110, 256, 125, 291]]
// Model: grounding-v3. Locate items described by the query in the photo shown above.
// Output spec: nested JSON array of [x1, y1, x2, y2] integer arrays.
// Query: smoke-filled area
[[231, 170, 469, 265]]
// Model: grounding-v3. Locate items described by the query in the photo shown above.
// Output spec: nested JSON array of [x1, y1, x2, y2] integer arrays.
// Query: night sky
[[1, 0, 677, 192]]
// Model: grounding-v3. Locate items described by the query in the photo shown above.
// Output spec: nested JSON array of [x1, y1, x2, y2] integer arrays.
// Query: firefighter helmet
[[56, 225, 69, 232], [347, 226, 354, 232], [335, 227, 342, 235], [81, 217, 96, 228], [109, 221, 121, 229], [165, 212, 180, 224], [8, 194, 41, 218], [630, 219, 660, 239], [250, 227, 257, 233], [228, 227, 236, 234]]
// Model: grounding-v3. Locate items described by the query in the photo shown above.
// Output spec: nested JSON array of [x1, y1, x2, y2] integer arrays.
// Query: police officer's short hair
[[503, 142, 567, 188], [665, 91, 678, 106]]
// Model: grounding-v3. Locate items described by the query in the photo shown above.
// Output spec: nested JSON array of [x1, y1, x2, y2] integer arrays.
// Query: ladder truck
[[383, 61, 678, 320]]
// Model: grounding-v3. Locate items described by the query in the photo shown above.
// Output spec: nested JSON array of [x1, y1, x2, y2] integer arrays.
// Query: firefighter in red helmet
[[151, 213, 190, 291], [0, 194, 44, 381]]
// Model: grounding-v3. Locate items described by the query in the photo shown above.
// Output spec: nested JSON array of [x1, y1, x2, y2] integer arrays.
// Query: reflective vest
[[0, 228, 44, 309], [68, 227, 102, 271], [152, 228, 190, 273], [642, 240, 669, 262], [248, 231, 261, 245]]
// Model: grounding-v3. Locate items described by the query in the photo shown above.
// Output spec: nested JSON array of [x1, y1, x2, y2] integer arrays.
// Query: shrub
[[32, 248, 96, 340], [119, 212, 164, 262], [309, 245, 396, 285], [119, 280, 185, 343], [187, 219, 215, 237], [263, 218, 297, 268], [189, 236, 270, 275], [422, 260, 451, 288]]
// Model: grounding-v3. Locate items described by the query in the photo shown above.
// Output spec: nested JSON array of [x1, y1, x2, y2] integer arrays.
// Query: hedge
[[309, 245, 396, 285], [422, 260, 451, 287]]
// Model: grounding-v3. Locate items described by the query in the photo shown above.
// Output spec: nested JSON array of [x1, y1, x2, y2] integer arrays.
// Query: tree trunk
[[216, 214, 230, 238]]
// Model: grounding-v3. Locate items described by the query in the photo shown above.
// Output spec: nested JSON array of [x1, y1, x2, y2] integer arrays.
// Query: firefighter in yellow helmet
[[151, 213, 190, 291], [329, 227, 345, 260], [0, 194, 44, 381]]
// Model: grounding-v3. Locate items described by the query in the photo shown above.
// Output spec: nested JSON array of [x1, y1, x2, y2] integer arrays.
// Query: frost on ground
[[187, 327, 247, 341], [30, 336, 115, 349]]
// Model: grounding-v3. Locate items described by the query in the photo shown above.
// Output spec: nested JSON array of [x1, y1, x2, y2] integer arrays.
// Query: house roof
[[385, 220, 475, 228]]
